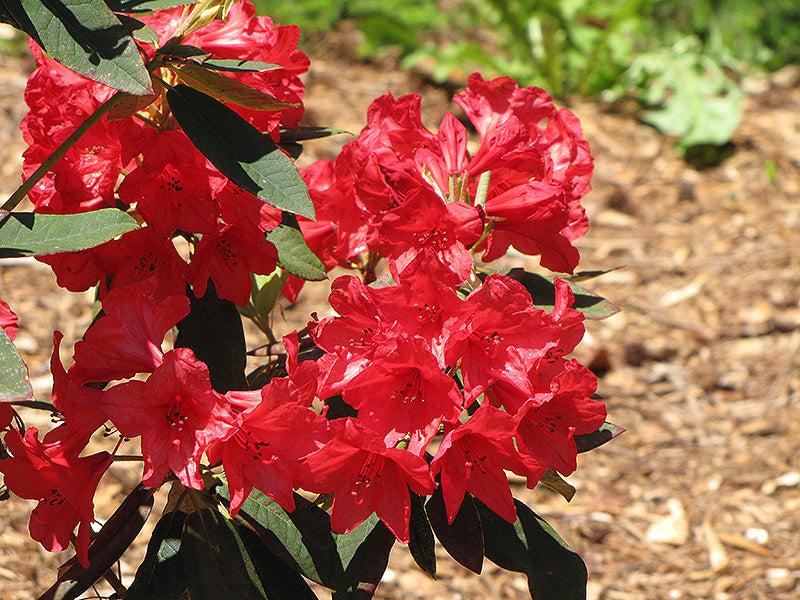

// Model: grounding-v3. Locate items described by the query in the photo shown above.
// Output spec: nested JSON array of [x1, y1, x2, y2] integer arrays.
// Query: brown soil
[[2, 26, 800, 600]]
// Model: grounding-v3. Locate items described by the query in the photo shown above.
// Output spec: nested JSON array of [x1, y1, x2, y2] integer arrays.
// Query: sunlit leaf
[[265, 213, 326, 281], [0, 327, 32, 403], [0, 210, 138, 258], [4, 0, 152, 95], [166, 84, 315, 219]]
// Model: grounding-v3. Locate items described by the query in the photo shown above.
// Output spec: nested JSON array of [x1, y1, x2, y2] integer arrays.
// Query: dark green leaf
[[4, 0, 152, 95], [181, 508, 268, 600], [499, 268, 620, 320], [158, 42, 209, 58], [425, 487, 483, 574], [575, 421, 625, 454], [0, 210, 138, 258], [218, 484, 343, 586], [338, 517, 394, 599], [202, 58, 282, 73], [126, 510, 189, 600], [0, 327, 32, 402], [105, 0, 196, 11], [265, 213, 326, 281], [219, 483, 393, 597], [408, 492, 436, 577], [476, 497, 587, 600], [175, 280, 247, 393], [37, 484, 155, 600], [280, 126, 350, 143], [166, 84, 315, 219], [236, 523, 319, 600]]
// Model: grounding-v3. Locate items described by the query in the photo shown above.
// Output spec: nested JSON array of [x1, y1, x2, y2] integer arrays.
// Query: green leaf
[[219, 483, 394, 597], [105, 0, 196, 11], [4, 0, 152, 95], [166, 62, 296, 111], [499, 268, 620, 320], [167, 84, 315, 219], [217, 484, 342, 586], [126, 511, 189, 600], [175, 280, 248, 393], [265, 213, 326, 281], [0, 210, 138, 258], [408, 492, 436, 577], [181, 508, 269, 600], [575, 421, 625, 453], [235, 524, 319, 600], [202, 58, 283, 73], [425, 487, 483, 575], [0, 327, 32, 402], [476, 497, 587, 600], [116, 14, 159, 45]]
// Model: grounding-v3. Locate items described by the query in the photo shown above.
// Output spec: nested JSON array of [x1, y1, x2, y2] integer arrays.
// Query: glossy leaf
[[126, 510, 189, 600], [575, 421, 626, 454], [499, 268, 620, 320], [425, 487, 483, 574], [167, 84, 315, 219], [476, 497, 587, 600], [5, 0, 152, 95], [265, 213, 326, 281], [166, 62, 296, 111], [175, 280, 248, 393], [0, 327, 32, 403], [0, 210, 138, 258], [408, 492, 436, 577], [235, 524, 319, 600], [219, 483, 394, 597], [181, 508, 268, 600]]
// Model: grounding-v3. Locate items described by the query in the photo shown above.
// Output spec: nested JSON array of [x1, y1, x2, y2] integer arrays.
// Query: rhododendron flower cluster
[[0, 0, 610, 579]]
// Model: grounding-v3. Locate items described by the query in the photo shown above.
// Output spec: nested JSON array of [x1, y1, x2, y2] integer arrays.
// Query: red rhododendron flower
[[50, 332, 107, 438], [208, 394, 329, 515], [0, 299, 18, 341], [187, 219, 279, 306], [342, 336, 464, 453], [444, 274, 569, 402], [0, 428, 113, 567], [431, 404, 546, 524], [101, 348, 236, 489], [296, 418, 435, 542], [69, 278, 190, 383]]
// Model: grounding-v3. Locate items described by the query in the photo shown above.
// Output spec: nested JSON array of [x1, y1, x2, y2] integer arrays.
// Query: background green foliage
[[254, 0, 800, 151]]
